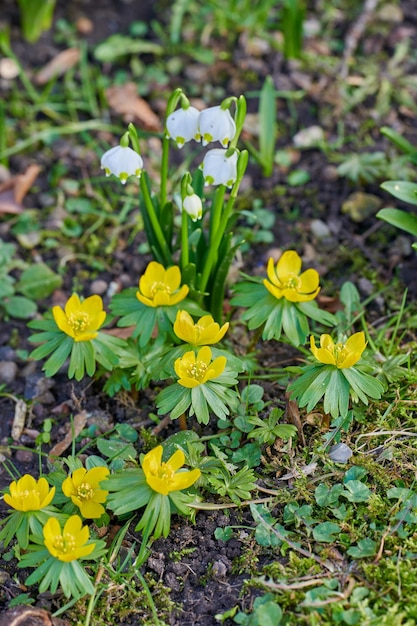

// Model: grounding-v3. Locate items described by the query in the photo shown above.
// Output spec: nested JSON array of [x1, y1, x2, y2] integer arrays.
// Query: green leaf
[[347, 538, 377, 559], [4, 295, 37, 318], [380, 181, 417, 206], [96, 437, 137, 461], [312, 522, 341, 543], [94, 34, 163, 62], [214, 526, 233, 541], [315, 483, 344, 507], [15, 263, 62, 299], [341, 480, 370, 503], [377, 207, 417, 238]]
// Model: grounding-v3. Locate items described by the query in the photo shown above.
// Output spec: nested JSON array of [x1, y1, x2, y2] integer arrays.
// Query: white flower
[[101, 146, 143, 184], [200, 149, 238, 188], [183, 194, 203, 222], [166, 106, 201, 148], [198, 106, 236, 147]]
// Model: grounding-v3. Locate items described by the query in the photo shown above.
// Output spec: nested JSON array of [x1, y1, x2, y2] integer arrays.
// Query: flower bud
[[183, 194, 202, 222]]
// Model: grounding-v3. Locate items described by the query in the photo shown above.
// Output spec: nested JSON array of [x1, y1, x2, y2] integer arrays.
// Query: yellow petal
[[276, 250, 302, 282], [170, 468, 201, 491], [263, 279, 284, 300], [196, 346, 213, 365], [165, 265, 181, 291], [168, 284, 189, 305], [265, 257, 281, 287], [298, 268, 320, 296], [167, 449, 185, 472]]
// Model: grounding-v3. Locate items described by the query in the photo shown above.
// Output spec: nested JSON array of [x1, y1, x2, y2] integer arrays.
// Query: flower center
[[19, 489, 39, 500], [332, 343, 349, 366], [187, 361, 208, 381], [283, 274, 301, 291], [76, 482, 94, 500], [54, 532, 76, 554], [68, 312, 89, 334], [150, 281, 171, 297], [158, 462, 175, 483]]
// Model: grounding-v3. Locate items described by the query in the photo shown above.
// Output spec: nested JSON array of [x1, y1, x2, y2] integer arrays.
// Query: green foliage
[[17, 0, 56, 43], [0, 241, 62, 320]]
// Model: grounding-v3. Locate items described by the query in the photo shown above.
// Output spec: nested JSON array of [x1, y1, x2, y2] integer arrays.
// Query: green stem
[[140, 175, 172, 265], [209, 185, 226, 245], [137, 569, 162, 625], [181, 209, 189, 269], [160, 135, 170, 209], [199, 184, 237, 294]]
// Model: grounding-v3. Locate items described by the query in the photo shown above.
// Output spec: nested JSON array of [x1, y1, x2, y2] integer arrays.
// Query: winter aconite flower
[[62, 467, 110, 519], [198, 105, 236, 147], [174, 346, 226, 388], [183, 194, 203, 222], [142, 445, 201, 496], [43, 515, 95, 562], [101, 145, 143, 183], [136, 262, 189, 308], [263, 251, 320, 303], [4, 475, 55, 512], [310, 332, 367, 369], [201, 148, 238, 187], [52, 294, 106, 342], [166, 106, 201, 148], [174, 310, 229, 345]]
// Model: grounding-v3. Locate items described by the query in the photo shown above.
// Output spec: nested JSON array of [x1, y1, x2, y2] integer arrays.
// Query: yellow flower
[[263, 251, 320, 302], [142, 445, 201, 496], [136, 262, 189, 308], [43, 515, 95, 562], [310, 332, 367, 369], [62, 467, 110, 519], [173, 310, 229, 345], [4, 475, 55, 512], [174, 346, 226, 388], [52, 294, 106, 342]]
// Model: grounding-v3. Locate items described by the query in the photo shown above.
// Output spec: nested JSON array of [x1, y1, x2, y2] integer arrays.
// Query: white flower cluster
[[166, 104, 237, 190], [100, 102, 240, 221]]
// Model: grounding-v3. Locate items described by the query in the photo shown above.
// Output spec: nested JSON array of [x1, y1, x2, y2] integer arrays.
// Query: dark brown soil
[[1, 1, 417, 624]]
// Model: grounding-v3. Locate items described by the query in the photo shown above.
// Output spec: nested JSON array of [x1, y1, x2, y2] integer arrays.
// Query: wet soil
[[1, 0, 417, 624]]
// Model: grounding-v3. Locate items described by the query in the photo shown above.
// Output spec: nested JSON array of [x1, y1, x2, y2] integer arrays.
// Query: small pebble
[[329, 443, 353, 463], [90, 279, 108, 295], [0, 361, 18, 385], [310, 219, 331, 239]]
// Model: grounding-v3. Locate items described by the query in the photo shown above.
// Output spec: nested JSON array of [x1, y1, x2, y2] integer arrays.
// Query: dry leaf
[[35, 48, 81, 85], [0, 164, 41, 214], [106, 83, 161, 131], [11, 399, 28, 441], [0, 605, 70, 626], [48, 410, 87, 460], [285, 394, 306, 447]]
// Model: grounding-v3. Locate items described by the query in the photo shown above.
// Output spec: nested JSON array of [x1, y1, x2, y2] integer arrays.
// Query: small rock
[[310, 219, 331, 239], [293, 125, 324, 149], [341, 192, 382, 223], [0, 361, 18, 385], [329, 443, 353, 463], [90, 279, 108, 295], [15, 449, 34, 464]]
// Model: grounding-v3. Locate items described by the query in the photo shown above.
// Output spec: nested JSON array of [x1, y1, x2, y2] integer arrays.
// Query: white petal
[[166, 107, 201, 147], [100, 146, 143, 182], [198, 106, 236, 147], [201, 149, 238, 187]]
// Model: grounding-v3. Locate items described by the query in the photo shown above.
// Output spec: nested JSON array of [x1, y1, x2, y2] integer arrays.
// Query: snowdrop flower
[[200, 148, 238, 187], [166, 106, 201, 148], [183, 193, 202, 222], [100, 145, 143, 184], [198, 105, 236, 147]]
